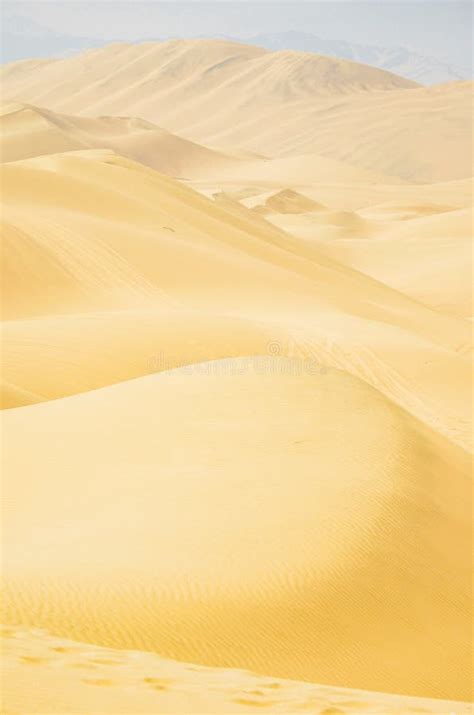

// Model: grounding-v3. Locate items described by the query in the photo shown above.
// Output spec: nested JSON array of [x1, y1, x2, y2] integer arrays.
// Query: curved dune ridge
[[253, 188, 327, 215], [1, 40, 472, 182], [248, 188, 473, 317], [3, 628, 472, 715], [0, 102, 242, 178], [0, 39, 416, 113], [1, 151, 471, 453], [211, 151, 408, 186], [3, 359, 472, 700], [311, 209, 473, 318], [1, 35, 473, 713]]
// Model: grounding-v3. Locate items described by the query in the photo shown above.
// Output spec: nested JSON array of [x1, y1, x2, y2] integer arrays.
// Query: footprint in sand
[[261, 682, 282, 690], [69, 662, 97, 670], [19, 655, 48, 665], [232, 698, 277, 708], [143, 677, 173, 691], [82, 678, 117, 687], [1, 627, 18, 638], [50, 646, 77, 653]]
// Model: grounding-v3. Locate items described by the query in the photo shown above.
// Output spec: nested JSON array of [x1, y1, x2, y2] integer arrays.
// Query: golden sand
[[1, 40, 472, 713]]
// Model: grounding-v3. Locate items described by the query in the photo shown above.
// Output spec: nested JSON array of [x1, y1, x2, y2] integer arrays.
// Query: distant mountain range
[[1, 13, 107, 62], [239, 31, 471, 85], [2, 14, 471, 85]]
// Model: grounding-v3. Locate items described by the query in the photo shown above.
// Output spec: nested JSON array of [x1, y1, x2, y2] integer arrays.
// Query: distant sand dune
[[1, 151, 471, 452], [255, 194, 472, 317], [3, 40, 471, 182], [0, 102, 241, 178], [0, 39, 415, 116], [1, 37, 472, 713]]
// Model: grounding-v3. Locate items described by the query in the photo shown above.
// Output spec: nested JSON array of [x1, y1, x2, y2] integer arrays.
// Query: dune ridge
[[3, 359, 472, 700], [0, 102, 244, 178], [1, 151, 471, 451], [1, 31, 473, 715], [2, 40, 471, 182]]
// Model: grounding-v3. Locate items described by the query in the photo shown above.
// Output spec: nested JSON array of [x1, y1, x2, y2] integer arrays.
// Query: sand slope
[[0, 39, 415, 116], [3, 627, 472, 714], [3, 360, 472, 700], [2, 42, 471, 182], [1, 35, 473, 713], [309, 208, 473, 317], [1, 151, 471, 453], [0, 102, 240, 178], [247, 188, 472, 317]]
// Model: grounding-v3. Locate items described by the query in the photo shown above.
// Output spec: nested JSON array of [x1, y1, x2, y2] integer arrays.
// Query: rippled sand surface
[[1, 39, 472, 713]]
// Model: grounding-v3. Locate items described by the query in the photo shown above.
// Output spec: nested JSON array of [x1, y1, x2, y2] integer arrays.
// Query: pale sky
[[3, 1, 472, 67]]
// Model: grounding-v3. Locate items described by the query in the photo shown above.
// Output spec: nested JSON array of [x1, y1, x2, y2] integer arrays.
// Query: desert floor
[[1, 40, 472, 714]]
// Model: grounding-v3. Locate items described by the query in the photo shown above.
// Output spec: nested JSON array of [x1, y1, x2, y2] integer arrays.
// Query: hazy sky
[[4, 1, 472, 67]]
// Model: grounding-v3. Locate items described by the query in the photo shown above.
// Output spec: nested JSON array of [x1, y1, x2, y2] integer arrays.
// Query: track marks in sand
[[3, 362, 472, 700], [143, 676, 174, 691], [3, 627, 471, 714]]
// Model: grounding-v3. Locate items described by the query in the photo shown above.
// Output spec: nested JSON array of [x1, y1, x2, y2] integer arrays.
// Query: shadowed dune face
[[1, 33, 473, 715]]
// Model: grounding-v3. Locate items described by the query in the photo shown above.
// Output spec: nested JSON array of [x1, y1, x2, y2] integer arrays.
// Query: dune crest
[[3, 360, 471, 700], [0, 102, 242, 178], [1, 150, 471, 452], [1, 28, 473, 715], [2, 41, 471, 182]]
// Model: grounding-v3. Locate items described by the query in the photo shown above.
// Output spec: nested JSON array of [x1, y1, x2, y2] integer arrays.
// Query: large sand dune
[[3, 359, 471, 700], [310, 208, 473, 318], [246, 189, 473, 317], [2, 151, 471, 451], [0, 102, 241, 178], [0, 39, 415, 114], [1, 35, 473, 714], [1, 40, 471, 182]]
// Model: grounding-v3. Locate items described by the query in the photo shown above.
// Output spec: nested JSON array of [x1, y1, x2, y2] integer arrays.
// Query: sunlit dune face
[[1, 28, 472, 715]]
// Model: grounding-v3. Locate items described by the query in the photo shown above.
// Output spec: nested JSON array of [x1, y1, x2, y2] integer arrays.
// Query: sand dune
[[193, 178, 473, 222], [235, 82, 472, 182], [315, 233, 472, 318], [194, 81, 472, 183], [0, 102, 240, 178], [0, 39, 415, 115], [0, 309, 275, 408], [3, 360, 471, 700], [3, 627, 472, 714], [248, 189, 374, 238], [357, 199, 460, 221], [256, 177, 474, 213], [1, 32, 473, 714], [255, 196, 472, 316], [2, 150, 471, 452], [2, 149, 467, 338], [209, 151, 407, 187], [3, 42, 470, 182], [252, 188, 327, 215]]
